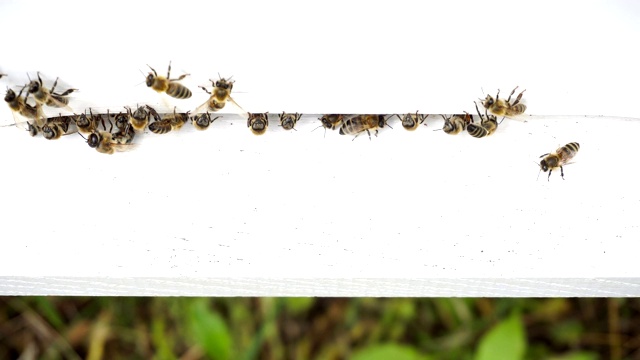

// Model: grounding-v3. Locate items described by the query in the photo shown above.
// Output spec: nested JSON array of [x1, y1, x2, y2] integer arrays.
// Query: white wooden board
[[0, 0, 638, 296]]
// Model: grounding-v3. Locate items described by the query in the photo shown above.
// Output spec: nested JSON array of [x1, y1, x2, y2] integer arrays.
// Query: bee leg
[[560, 166, 565, 180], [174, 74, 190, 81], [50, 77, 59, 93], [351, 133, 361, 141], [56, 88, 76, 96], [495, 89, 500, 102], [167, 61, 172, 79], [512, 89, 526, 106], [547, 169, 552, 181], [506, 86, 518, 103], [199, 86, 212, 95]]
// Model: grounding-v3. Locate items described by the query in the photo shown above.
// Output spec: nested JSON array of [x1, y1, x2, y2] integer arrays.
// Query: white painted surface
[[0, 0, 639, 296]]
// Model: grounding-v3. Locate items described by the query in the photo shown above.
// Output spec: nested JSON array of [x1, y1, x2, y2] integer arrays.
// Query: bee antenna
[[78, 132, 87, 141], [146, 65, 157, 76], [499, 116, 505, 125], [535, 161, 542, 181]]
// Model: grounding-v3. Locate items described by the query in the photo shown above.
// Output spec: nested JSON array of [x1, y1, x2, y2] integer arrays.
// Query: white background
[[1, 0, 639, 295]]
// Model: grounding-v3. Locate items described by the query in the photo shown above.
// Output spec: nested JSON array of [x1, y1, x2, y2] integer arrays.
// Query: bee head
[[27, 80, 39, 94], [4, 88, 15, 102], [145, 73, 155, 87], [482, 94, 494, 108], [42, 124, 54, 139], [378, 116, 387, 128], [27, 123, 38, 137], [87, 133, 100, 148], [539, 159, 549, 172]]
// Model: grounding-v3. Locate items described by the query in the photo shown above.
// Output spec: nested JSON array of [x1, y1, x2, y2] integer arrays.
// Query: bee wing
[[193, 95, 213, 115], [227, 96, 249, 119], [112, 142, 138, 152]]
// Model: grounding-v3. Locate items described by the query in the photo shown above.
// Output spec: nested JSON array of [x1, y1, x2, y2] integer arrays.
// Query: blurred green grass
[[0, 298, 636, 359]]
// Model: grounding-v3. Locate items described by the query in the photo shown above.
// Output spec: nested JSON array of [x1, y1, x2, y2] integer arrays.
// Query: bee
[[82, 117, 130, 154], [145, 105, 173, 134], [539, 142, 580, 181], [467, 103, 500, 138], [125, 105, 155, 132], [42, 114, 72, 140], [74, 109, 106, 134], [146, 62, 192, 99], [165, 108, 191, 131], [339, 114, 390, 140], [112, 122, 136, 145], [481, 86, 526, 117], [279, 112, 301, 131], [441, 112, 472, 135], [191, 112, 221, 131], [313, 114, 344, 137], [5, 85, 45, 128], [318, 114, 343, 130], [114, 111, 130, 131], [247, 112, 269, 135], [27, 72, 76, 108], [395, 111, 428, 131], [195, 75, 242, 113]]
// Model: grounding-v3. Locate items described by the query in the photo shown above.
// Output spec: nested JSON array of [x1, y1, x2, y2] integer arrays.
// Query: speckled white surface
[[0, 0, 639, 295]]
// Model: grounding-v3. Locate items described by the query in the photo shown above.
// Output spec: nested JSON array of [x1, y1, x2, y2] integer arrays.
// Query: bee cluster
[[2, 63, 578, 180]]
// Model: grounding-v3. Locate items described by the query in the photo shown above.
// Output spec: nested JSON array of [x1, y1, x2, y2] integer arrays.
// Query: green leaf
[[282, 297, 315, 316], [474, 313, 526, 360], [351, 344, 430, 360], [188, 300, 232, 360]]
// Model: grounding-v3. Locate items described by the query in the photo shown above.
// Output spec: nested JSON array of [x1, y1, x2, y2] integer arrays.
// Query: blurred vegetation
[[0, 298, 638, 359]]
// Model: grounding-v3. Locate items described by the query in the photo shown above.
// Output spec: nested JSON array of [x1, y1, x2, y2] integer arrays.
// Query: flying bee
[[27, 72, 76, 109], [5, 85, 45, 129], [538, 142, 580, 181], [279, 112, 301, 131], [467, 102, 500, 138], [125, 105, 155, 132], [339, 114, 391, 140], [395, 111, 428, 131], [441, 112, 472, 135], [481, 86, 527, 117], [42, 114, 72, 140], [196, 75, 237, 113], [247, 112, 269, 135], [191, 112, 221, 131], [146, 62, 192, 99]]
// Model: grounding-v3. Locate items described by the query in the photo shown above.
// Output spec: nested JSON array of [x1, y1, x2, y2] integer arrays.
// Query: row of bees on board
[[0, 64, 579, 180]]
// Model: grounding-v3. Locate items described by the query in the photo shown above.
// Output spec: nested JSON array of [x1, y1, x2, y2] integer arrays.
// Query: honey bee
[[5, 85, 45, 128], [114, 111, 130, 131], [82, 117, 131, 154], [145, 105, 173, 134], [74, 109, 106, 134], [42, 114, 72, 140], [146, 62, 192, 99], [247, 112, 269, 135], [112, 123, 136, 145], [279, 112, 301, 131], [339, 114, 390, 140], [318, 114, 343, 130], [191, 112, 221, 131], [395, 111, 428, 131], [27, 72, 76, 108], [481, 86, 526, 117], [125, 105, 155, 132], [197, 76, 236, 112], [467, 103, 500, 138], [166, 108, 191, 131], [538, 142, 580, 181], [441, 112, 472, 135]]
